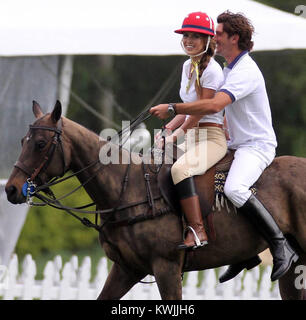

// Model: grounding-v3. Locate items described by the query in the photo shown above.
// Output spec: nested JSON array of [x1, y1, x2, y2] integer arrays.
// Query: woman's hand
[[154, 128, 172, 149], [154, 128, 171, 141]]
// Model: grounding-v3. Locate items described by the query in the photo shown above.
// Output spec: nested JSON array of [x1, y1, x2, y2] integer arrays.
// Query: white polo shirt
[[180, 57, 224, 125], [219, 51, 277, 153]]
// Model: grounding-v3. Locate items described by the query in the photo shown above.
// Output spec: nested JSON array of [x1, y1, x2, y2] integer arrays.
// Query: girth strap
[[105, 206, 172, 227]]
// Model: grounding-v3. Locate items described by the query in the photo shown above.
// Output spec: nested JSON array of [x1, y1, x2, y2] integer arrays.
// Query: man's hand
[[150, 104, 170, 119]]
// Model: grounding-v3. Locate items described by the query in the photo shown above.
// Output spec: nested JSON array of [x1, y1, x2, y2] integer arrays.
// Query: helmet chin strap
[[181, 36, 211, 58]]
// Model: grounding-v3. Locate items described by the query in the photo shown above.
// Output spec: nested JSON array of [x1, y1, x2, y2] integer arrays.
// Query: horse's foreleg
[[97, 262, 145, 300], [278, 253, 306, 300], [152, 258, 183, 300]]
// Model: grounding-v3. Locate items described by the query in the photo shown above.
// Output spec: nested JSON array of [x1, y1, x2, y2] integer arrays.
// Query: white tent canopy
[[1, 0, 305, 267], [0, 0, 306, 56]]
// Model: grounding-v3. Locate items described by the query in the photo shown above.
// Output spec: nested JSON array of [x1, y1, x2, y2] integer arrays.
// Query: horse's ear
[[51, 100, 62, 123], [32, 101, 44, 119]]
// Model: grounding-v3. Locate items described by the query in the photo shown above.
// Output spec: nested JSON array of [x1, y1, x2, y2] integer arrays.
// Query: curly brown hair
[[217, 11, 254, 51]]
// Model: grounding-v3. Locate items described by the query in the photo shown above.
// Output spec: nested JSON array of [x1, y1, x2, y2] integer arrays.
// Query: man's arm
[[176, 91, 232, 115], [150, 92, 232, 119]]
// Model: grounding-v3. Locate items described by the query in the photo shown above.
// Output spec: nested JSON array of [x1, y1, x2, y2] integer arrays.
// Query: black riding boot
[[175, 177, 208, 250], [238, 194, 299, 281], [219, 255, 262, 283]]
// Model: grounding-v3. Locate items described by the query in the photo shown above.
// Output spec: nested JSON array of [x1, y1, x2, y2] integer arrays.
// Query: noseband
[[14, 119, 67, 188]]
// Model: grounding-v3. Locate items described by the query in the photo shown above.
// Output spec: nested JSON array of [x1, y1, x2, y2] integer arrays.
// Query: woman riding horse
[[156, 12, 227, 250]]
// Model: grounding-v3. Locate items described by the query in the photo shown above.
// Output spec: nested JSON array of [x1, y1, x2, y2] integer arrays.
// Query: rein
[[17, 109, 172, 285], [20, 108, 168, 231]]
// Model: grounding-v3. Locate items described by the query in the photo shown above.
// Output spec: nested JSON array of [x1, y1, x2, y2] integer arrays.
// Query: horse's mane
[[62, 116, 150, 164], [61, 116, 99, 138]]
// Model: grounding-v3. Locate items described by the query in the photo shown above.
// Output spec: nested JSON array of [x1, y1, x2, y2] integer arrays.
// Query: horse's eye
[[21, 138, 25, 146], [36, 140, 46, 150]]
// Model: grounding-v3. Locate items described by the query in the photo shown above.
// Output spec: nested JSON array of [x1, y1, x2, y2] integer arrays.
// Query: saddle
[[157, 148, 235, 219]]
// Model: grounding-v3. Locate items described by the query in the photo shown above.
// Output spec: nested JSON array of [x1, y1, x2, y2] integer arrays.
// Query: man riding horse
[[150, 11, 299, 283]]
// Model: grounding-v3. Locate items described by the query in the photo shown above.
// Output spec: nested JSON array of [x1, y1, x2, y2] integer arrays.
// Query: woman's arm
[[169, 88, 216, 142], [150, 91, 231, 119]]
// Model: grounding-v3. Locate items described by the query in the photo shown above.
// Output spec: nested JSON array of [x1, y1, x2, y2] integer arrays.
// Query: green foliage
[[68, 56, 105, 133], [68, 55, 186, 136], [252, 50, 306, 157], [247, 1, 306, 156], [15, 175, 99, 258]]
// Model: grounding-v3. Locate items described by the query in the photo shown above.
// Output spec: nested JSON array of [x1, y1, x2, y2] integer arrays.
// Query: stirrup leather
[[184, 226, 208, 249]]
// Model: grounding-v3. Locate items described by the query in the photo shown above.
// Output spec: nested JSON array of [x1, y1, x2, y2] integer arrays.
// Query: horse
[[5, 101, 306, 300]]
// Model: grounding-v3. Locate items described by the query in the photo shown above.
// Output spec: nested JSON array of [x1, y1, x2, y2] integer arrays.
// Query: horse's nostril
[[5, 184, 25, 204], [5, 185, 17, 199]]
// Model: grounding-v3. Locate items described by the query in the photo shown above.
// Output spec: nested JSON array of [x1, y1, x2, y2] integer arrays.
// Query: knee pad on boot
[[175, 177, 197, 200]]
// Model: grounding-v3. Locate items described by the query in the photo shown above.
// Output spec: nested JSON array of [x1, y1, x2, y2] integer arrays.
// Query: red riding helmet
[[175, 12, 215, 36]]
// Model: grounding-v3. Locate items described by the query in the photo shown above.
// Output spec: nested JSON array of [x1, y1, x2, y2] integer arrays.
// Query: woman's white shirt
[[179, 57, 224, 125]]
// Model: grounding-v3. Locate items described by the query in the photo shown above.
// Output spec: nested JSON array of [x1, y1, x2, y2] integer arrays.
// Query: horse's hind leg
[[97, 262, 145, 300], [278, 253, 306, 300]]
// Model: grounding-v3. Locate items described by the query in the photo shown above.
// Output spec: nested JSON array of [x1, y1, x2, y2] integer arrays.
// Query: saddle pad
[[214, 170, 257, 212]]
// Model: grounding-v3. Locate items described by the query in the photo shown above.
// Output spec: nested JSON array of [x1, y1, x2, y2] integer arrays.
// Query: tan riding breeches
[[171, 126, 227, 185]]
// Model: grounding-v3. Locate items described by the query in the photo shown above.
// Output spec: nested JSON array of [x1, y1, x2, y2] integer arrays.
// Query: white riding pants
[[224, 147, 275, 208]]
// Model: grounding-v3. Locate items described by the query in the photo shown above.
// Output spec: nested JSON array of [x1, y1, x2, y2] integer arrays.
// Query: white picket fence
[[0, 254, 280, 300]]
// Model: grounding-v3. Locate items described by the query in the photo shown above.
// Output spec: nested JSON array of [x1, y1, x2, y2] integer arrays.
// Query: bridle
[[13, 112, 173, 285], [14, 119, 67, 188], [14, 111, 169, 230], [15, 118, 101, 214], [15, 106, 154, 188]]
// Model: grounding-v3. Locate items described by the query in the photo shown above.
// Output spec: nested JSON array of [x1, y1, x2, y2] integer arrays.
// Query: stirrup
[[186, 226, 208, 249]]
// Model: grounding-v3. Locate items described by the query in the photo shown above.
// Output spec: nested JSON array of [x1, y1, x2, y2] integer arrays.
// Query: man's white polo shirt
[[219, 51, 277, 154]]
